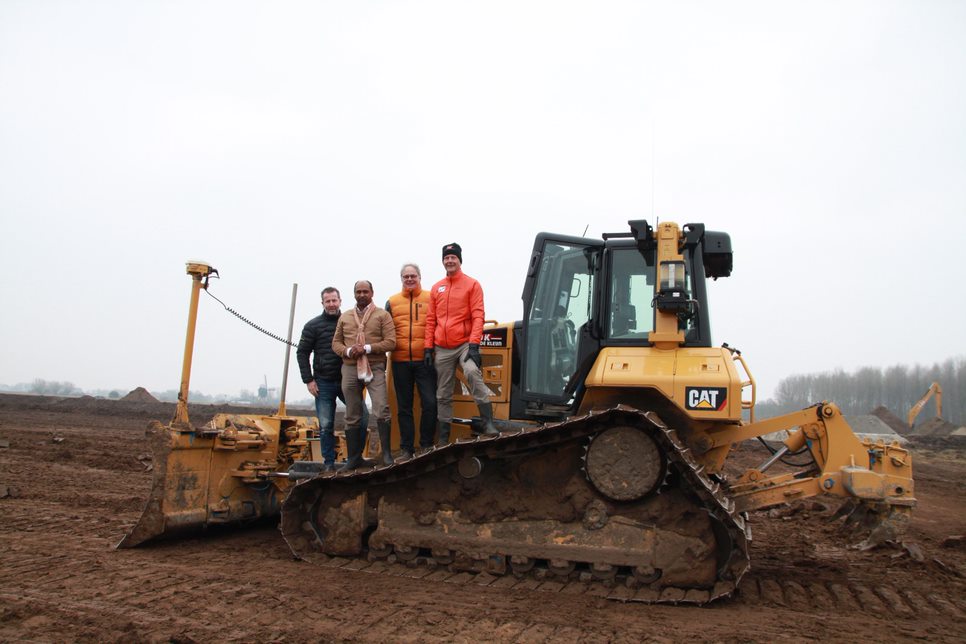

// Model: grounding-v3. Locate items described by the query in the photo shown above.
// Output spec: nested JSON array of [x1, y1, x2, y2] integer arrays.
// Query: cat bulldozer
[[120, 221, 915, 605]]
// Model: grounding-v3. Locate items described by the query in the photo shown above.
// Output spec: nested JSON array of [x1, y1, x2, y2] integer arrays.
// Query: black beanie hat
[[442, 242, 462, 262]]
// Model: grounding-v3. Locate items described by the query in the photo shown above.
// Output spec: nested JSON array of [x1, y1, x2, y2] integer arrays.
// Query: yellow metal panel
[[841, 467, 888, 499], [585, 347, 676, 399], [585, 346, 742, 421]]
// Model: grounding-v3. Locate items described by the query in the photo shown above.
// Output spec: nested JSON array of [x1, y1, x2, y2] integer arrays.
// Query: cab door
[[520, 234, 603, 407]]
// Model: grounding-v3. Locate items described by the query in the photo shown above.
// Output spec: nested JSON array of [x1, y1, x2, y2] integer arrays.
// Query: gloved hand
[[465, 343, 482, 368], [423, 348, 434, 367]]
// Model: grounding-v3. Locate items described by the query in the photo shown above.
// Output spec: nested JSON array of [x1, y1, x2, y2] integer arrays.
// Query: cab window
[[607, 249, 655, 339]]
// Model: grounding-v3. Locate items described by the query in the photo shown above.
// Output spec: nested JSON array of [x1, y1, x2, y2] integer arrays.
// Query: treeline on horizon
[[754, 357, 963, 425], [5, 356, 962, 425], [1, 380, 314, 407]]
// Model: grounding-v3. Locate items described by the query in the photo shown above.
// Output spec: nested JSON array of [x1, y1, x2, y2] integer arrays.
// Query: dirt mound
[[870, 405, 909, 435], [845, 414, 907, 443], [912, 416, 960, 437], [121, 387, 159, 403], [51, 395, 102, 410]]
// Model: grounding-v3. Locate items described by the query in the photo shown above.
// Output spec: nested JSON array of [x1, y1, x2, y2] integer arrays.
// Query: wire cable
[[204, 289, 297, 347]]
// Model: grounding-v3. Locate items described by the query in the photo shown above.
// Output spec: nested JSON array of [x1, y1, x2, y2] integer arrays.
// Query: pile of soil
[[913, 417, 961, 438], [51, 395, 103, 411], [846, 414, 907, 443], [120, 387, 158, 403], [870, 405, 910, 435]]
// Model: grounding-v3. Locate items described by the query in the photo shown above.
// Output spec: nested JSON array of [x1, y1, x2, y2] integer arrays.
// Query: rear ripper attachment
[[280, 406, 750, 605]]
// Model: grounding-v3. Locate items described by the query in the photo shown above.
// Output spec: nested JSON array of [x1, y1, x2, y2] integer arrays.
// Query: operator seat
[[611, 303, 636, 337]]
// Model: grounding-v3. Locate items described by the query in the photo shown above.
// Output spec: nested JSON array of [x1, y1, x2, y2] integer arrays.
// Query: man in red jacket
[[424, 243, 498, 444]]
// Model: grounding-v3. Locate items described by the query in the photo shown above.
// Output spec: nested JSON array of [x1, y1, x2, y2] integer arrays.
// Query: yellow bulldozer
[[120, 221, 915, 605]]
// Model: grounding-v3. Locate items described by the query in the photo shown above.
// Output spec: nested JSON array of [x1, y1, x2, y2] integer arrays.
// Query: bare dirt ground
[[1, 393, 965, 643]]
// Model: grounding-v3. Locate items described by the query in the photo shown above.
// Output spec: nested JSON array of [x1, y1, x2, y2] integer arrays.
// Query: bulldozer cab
[[520, 221, 731, 411]]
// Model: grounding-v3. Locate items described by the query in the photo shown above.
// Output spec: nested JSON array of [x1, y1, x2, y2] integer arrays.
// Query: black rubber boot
[[339, 427, 366, 470], [436, 421, 451, 446], [476, 402, 499, 435], [377, 419, 394, 466]]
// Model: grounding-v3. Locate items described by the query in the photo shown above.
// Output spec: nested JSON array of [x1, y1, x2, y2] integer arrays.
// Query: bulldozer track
[[281, 406, 753, 605]]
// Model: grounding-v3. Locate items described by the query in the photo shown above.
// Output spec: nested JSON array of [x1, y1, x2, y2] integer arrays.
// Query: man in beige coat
[[332, 280, 396, 469]]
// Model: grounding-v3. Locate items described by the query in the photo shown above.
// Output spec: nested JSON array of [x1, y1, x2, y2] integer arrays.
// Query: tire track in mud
[[3, 530, 965, 643], [298, 549, 966, 625], [5, 502, 966, 632], [737, 575, 965, 619], [1, 513, 623, 642], [5, 399, 966, 642], [0, 502, 316, 640], [1, 546, 326, 641]]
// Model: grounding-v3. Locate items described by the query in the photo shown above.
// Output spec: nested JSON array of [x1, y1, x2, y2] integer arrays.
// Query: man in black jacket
[[296, 286, 367, 470]]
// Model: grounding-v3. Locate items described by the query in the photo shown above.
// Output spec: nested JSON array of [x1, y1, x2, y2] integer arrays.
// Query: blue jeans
[[314, 377, 368, 465]]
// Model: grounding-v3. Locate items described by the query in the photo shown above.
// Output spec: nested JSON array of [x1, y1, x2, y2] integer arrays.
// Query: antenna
[[582, 225, 589, 237], [277, 283, 298, 416], [651, 115, 656, 220]]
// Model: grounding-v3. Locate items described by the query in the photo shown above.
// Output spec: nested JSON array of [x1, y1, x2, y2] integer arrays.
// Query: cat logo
[[685, 387, 728, 411]]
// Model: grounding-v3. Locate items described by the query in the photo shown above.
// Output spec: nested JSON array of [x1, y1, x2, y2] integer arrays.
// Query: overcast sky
[[1, 1, 963, 403]]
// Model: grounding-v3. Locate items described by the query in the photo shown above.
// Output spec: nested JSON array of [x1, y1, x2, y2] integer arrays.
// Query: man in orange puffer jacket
[[424, 243, 498, 444], [386, 263, 437, 458]]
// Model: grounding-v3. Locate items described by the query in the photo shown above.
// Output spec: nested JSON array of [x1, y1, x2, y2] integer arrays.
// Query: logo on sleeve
[[437, 286, 446, 293], [685, 387, 728, 411]]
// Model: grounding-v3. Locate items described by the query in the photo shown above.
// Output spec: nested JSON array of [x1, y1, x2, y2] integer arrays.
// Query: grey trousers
[[341, 362, 390, 428], [434, 343, 491, 423]]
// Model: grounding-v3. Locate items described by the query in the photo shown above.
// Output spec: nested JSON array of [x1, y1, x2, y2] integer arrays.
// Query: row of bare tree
[[14, 359, 965, 426], [26, 379, 82, 396], [755, 357, 963, 424]]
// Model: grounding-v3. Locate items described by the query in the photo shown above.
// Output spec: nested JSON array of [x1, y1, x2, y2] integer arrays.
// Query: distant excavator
[[907, 381, 942, 429], [120, 221, 916, 605]]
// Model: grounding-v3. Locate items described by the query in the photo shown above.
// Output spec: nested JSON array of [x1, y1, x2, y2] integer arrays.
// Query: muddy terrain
[[1, 393, 964, 643]]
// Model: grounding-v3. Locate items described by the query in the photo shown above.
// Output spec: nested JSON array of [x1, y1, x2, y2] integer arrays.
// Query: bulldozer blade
[[118, 420, 175, 547], [118, 413, 316, 549]]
